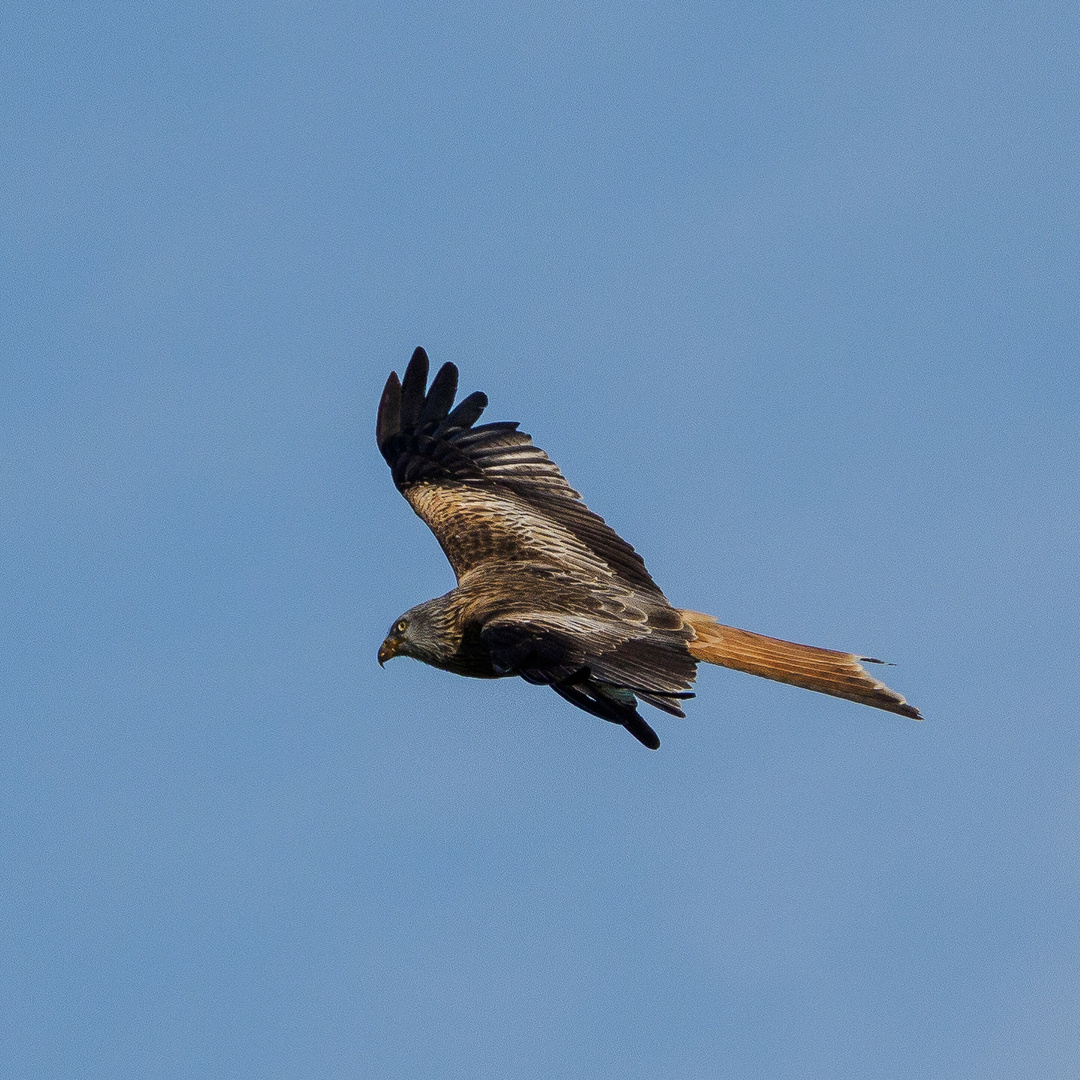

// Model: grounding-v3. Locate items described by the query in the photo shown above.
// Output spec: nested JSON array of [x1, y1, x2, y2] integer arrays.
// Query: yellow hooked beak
[[377, 636, 401, 667]]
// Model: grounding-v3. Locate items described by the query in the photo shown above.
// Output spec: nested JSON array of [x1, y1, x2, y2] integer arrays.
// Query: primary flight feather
[[377, 347, 921, 749]]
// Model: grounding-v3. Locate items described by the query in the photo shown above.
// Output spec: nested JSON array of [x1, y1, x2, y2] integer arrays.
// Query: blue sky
[[4, 3, 1078, 1077]]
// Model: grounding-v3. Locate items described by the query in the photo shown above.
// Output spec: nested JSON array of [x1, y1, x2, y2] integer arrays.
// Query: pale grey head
[[377, 594, 459, 669]]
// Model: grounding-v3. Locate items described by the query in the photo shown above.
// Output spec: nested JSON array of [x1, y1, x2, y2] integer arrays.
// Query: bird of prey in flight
[[377, 348, 921, 749]]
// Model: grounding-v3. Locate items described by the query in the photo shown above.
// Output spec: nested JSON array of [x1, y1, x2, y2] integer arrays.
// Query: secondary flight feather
[[377, 347, 921, 749]]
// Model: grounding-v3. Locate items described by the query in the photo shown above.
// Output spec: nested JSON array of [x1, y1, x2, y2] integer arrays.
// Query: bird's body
[[377, 348, 920, 748]]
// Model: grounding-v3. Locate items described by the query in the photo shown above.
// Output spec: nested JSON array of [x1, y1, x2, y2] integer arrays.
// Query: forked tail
[[679, 610, 922, 719]]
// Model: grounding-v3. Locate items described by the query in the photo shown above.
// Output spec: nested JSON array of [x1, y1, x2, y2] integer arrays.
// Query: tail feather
[[678, 610, 922, 720]]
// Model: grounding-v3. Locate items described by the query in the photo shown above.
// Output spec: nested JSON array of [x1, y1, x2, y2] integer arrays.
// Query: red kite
[[377, 348, 920, 748]]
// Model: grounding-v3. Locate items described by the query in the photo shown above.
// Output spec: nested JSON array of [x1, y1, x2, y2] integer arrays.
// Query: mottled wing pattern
[[377, 348, 665, 597]]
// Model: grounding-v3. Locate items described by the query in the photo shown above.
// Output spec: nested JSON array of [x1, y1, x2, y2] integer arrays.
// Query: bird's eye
[[396, 620, 407, 634]]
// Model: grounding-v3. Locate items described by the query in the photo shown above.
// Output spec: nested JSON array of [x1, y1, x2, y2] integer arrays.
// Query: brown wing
[[474, 571, 699, 751], [377, 348, 666, 598]]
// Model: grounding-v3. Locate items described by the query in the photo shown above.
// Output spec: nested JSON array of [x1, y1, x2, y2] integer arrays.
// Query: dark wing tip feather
[[419, 362, 459, 425], [442, 390, 488, 430], [382, 349, 487, 439], [379, 347, 492, 479], [399, 347, 430, 427], [376, 371, 402, 453], [622, 713, 661, 750]]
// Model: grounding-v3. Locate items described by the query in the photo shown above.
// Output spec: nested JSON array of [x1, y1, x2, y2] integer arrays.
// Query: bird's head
[[378, 598, 456, 669]]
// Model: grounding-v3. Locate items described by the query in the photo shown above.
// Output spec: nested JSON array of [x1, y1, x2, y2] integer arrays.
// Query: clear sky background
[[4, 4, 1078, 1078]]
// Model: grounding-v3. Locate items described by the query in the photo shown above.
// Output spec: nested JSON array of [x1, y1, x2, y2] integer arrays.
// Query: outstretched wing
[[480, 609, 697, 750], [481, 608, 696, 697], [377, 347, 665, 597]]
